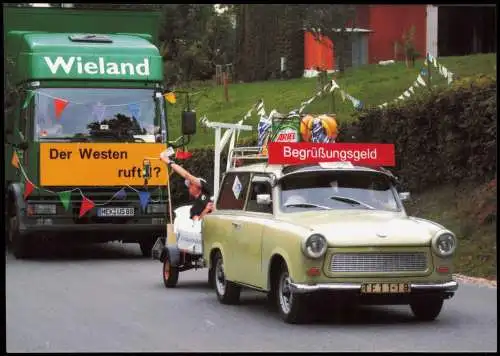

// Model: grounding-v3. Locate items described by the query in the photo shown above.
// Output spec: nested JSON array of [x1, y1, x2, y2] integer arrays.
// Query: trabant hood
[[278, 210, 440, 247]]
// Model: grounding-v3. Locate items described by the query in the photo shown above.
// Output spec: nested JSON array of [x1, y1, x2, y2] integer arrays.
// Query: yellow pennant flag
[[164, 92, 176, 104], [11, 151, 20, 169]]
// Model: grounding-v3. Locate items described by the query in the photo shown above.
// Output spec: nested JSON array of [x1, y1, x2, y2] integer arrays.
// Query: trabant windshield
[[279, 170, 400, 212], [33, 88, 164, 142]]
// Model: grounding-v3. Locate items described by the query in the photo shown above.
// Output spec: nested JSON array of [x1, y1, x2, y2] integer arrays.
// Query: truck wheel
[[410, 297, 444, 321], [163, 254, 179, 288], [139, 239, 155, 258], [275, 262, 308, 324], [9, 211, 31, 259], [213, 251, 240, 304]]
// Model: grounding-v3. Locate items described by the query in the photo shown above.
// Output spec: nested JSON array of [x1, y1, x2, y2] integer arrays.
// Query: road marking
[[454, 274, 497, 288]]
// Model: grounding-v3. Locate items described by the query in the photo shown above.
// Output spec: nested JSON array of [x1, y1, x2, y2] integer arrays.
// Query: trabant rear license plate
[[97, 207, 135, 217], [360, 283, 411, 294]]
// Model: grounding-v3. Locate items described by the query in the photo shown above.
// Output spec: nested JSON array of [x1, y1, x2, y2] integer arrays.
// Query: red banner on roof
[[267, 142, 396, 167]]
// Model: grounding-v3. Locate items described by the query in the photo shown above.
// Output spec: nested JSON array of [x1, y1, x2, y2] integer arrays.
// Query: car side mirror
[[399, 192, 411, 201], [181, 110, 196, 136], [256, 194, 272, 205]]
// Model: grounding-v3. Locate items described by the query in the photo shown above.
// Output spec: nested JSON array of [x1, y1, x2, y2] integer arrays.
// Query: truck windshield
[[34, 88, 164, 142], [279, 170, 401, 213]]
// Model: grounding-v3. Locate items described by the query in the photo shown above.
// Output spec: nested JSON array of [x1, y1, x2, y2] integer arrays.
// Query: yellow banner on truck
[[40, 143, 168, 186]]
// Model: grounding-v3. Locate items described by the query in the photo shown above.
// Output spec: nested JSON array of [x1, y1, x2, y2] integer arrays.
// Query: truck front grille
[[330, 252, 428, 273]]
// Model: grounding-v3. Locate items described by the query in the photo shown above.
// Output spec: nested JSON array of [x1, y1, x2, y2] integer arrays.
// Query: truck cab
[[4, 6, 194, 258]]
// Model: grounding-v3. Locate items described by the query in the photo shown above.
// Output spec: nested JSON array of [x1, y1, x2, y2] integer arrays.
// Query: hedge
[[170, 75, 496, 206]]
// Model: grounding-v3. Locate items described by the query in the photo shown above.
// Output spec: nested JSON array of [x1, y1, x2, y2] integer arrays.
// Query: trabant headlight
[[431, 231, 457, 257], [302, 234, 327, 259]]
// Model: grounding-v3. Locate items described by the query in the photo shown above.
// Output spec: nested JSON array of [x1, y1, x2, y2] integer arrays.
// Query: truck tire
[[139, 238, 155, 258], [163, 253, 179, 288], [8, 204, 31, 259], [213, 251, 240, 304]]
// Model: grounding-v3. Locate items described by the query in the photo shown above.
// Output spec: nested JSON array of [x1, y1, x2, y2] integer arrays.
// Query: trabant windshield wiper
[[329, 195, 376, 210], [284, 203, 332, 210]]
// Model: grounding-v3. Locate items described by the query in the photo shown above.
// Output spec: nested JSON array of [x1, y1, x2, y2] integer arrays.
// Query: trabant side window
[[217, 172, 251, 210], [246, 175, 273, 214]]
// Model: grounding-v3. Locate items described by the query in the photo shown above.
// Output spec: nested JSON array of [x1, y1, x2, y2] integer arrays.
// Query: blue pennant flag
[[138, 191, 150, 211], [114, 188, 127, 200], [128, 102, 141, 119], [420, 68, 428, 77]]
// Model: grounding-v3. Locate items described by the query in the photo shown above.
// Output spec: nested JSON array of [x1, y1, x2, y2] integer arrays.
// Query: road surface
[[6, 243, 497, 352]]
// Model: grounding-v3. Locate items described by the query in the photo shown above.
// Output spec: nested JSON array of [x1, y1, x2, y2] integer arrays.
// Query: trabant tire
[[213, 251, 241, 304], [208, 267, 215, 289], [276, 263, 308, 324], [410, 297, 444, 321], [163, 254, 179, 288]]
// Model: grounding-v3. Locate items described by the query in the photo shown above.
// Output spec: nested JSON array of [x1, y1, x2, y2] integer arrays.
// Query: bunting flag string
[[11, 149, 172, 217]]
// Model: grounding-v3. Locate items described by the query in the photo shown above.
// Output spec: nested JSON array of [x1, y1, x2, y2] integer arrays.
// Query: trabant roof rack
[[228, 146, 268, 169]]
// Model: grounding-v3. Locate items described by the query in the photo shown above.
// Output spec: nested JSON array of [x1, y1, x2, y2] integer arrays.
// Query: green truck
[[4, 6, 195, 258]]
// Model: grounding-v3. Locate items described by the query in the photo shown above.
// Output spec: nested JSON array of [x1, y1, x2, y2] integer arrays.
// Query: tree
[[159, 4, 235, 87], [303, 5, 357, 73]]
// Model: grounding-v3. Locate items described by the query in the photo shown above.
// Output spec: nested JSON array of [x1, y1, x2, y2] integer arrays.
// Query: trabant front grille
[[330, 252, 427, 273]]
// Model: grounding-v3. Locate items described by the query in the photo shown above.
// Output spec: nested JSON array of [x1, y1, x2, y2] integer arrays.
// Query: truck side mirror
[[181, 110, 196, 136]]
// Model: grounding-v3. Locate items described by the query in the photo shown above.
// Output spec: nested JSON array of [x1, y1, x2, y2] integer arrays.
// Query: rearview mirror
[[181, 110, 196, 136], [256, 194, 272, 205], [399, 192, 411, 201]]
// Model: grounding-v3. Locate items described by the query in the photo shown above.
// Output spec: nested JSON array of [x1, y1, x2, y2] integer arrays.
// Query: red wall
[[304, 31, 335, 71], [368, 5, 427, 64]]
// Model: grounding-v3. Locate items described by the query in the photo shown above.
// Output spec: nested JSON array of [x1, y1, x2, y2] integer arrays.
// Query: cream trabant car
[[202, 161, 459, 324]]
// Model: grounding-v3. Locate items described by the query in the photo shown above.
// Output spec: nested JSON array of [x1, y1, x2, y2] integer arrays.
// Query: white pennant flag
[[442, 66, 448, 78], [404, 90, 411, 98], [316, 90, 322, 97], [447, 72, 454, 85], [438, 64, 444, 76], [433, 57, 438, 68], [398, 95, 405, 100], [417, 74, 427, 87], [409, 86, 415, 94], [413, 80, 420, 88], [330, 80, 340, 92], [340, 90, 347, 102]]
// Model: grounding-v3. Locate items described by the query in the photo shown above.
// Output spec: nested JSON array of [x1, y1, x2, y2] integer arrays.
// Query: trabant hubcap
[[215, 258, 226, 296], [279, 271, 292, 315]]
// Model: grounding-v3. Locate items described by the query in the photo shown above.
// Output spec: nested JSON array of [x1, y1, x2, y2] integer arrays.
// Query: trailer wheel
[[163, 254, 179, 288]]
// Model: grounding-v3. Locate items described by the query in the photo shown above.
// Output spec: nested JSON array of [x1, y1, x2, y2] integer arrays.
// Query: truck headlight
[[302, 234, 327, 259], [147, 204, 167, 214], [431, 231, 457, 257], [28, 204, 57, 215]]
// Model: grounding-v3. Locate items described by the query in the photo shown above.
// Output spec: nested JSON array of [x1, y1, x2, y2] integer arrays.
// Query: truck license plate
[[97, 207, 135, 217], [360, 283, 411, 294]]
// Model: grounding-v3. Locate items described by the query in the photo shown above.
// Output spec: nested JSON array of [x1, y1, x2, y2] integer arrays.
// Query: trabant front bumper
[[289, 280, 459, 294]]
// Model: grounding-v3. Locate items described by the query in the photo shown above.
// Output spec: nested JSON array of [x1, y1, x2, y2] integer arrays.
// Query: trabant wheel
[[276, 263, 308, 324], [213, 251, 240, 304], [163, 254, 179, 288], [410, 297, 444, 321]]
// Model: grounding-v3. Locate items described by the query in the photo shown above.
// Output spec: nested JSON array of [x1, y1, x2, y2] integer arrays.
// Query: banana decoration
[[300, 114, 338, 143]]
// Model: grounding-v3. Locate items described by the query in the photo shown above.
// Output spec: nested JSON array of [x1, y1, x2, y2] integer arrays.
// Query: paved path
[[5, 243, 497, 352]]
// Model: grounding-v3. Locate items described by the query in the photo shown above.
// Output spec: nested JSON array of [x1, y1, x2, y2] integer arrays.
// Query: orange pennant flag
[[23, 180, 35, 200], [54, 98, 69, 120], [79, 196, 95, 218], [11, 151, 20, 169]]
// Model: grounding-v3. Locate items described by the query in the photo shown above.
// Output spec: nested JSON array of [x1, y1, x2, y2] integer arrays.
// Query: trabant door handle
[[231, 222, 241, 229]]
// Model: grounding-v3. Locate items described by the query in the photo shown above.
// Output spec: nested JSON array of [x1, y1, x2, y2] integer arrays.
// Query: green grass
[[166, 53, 496, 148], [405, 183, 497, 280]]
